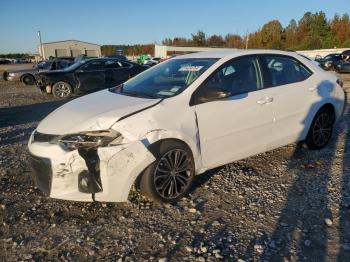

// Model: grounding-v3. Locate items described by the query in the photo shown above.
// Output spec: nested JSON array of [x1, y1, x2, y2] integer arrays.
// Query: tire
[[305, 107, 335, 150], [52, 81, 72, 98], [139, 140, 195, 203], [21, 74, 35, 85]]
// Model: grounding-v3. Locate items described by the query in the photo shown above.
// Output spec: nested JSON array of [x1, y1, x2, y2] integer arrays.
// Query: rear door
[[75, 60, 106, 92], [258, 54, 315, 149]]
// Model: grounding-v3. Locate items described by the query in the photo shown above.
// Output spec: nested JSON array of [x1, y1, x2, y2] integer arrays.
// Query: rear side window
[[260, 55, 312, 87], [105, 60, 132, 69]]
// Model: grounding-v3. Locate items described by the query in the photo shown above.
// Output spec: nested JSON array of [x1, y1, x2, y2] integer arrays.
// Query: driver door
[[193, 56, 275, 169]]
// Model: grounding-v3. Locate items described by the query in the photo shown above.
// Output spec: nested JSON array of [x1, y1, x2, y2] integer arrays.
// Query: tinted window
[[105, 60, 132, 69], [80, 61, 104, 71], [200, 56, 262, 96], [261, 55, 312, 87]]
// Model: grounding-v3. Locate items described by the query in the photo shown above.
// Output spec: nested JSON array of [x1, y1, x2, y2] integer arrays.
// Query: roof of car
[[173, 49, 303, 59]]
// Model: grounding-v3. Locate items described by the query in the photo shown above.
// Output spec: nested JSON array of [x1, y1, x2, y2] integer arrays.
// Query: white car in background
[[28, 50, 346, 203], [144, 57, 161, 66]]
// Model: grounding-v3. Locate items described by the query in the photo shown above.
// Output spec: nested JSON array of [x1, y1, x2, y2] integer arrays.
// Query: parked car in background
[[335, 60, 350, 73], [35, 58, 148, 98], [107, 55, 128, 61], [3, 57, 75, 85], [28, 50, 345, 203], [144, 57, 161, 66], [315, 53, 342, 71], [0, 59, 12, 65]]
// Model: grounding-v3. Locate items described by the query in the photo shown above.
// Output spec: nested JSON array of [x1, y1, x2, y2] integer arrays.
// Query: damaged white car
[[28, 50, 346, 203]]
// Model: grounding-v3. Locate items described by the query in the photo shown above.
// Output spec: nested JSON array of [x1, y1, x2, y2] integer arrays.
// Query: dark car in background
[[3, 57, 75, 85], [35, 58, 148, 98], [315, 53, 342, 71], [334, 50, 350, 73], [335, 61, 350, 73]]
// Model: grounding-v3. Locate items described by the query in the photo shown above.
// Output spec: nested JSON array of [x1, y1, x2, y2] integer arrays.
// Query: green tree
[[191, 31, 207, 47], [260, 20, 283, 49], [207, 34, 225, 47]]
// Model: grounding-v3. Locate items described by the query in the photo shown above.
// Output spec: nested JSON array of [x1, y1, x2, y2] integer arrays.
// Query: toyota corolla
[[28, 50, 346, 203]]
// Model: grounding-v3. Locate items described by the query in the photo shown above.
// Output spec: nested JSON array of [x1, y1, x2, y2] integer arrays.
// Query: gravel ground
[[0, 69, 349, 262]]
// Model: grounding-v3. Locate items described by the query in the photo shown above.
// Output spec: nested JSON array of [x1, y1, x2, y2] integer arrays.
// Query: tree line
[[162, 12, 350, 51], [100, 12, 349, 57]]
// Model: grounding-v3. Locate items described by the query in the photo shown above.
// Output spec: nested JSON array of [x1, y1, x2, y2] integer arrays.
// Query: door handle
[[257, 97, 274, 105], [257, 98, 267, 105], [266, 97, 274, 103]]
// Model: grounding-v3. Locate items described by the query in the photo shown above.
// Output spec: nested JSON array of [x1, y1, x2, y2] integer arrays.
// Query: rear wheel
[[305, 107, 335, 150], [52, 81, 72, 98], [21, 74, 35, 85], [140, 140, 195, 203]]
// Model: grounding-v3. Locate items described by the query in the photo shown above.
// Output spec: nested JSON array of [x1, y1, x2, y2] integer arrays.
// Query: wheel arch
[[302, 102, 336, 141], [133, 137, 197, 190]]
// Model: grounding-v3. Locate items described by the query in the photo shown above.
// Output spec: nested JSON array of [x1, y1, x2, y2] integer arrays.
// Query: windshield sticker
[[170, 87, 180, 92], [179, 66, 203, 72], [158, 91, 176, 96]]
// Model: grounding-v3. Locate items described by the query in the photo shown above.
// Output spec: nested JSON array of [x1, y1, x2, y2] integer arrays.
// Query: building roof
[[40, 39, 100, 46]]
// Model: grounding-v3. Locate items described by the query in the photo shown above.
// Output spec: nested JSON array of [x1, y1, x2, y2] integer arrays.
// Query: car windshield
[[110, 58, 218, 98], [64, 60, 86, 71], [36, 61, 52, 70]]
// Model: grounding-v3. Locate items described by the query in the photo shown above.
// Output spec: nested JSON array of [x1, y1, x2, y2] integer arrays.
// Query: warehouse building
[[38, 40, 101, 60]]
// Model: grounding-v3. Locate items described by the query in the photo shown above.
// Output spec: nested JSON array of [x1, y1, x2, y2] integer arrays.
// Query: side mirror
[[196, 84, 231, 104]]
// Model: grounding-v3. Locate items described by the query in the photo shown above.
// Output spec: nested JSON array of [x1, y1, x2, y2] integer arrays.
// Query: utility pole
[[245, 30, 249, 49], [37, 30, 44, 60]]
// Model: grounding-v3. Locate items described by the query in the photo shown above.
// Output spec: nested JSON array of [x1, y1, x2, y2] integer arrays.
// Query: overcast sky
[[0, 0, 349, 53]]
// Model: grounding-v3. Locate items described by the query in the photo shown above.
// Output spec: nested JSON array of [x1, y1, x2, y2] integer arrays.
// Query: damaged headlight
[[59, 129, 123, 151]]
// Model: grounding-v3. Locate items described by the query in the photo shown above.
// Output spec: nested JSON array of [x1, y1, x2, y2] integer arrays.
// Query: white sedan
[[28, 50, 346, 203]]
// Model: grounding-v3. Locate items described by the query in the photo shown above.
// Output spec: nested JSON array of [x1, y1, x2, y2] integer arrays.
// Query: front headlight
[[59, 129, 123, 151], [8, 72, 16, 77]]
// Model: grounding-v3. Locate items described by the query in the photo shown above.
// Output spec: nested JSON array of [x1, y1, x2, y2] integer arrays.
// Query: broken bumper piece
[[28, 139, 155, 202]]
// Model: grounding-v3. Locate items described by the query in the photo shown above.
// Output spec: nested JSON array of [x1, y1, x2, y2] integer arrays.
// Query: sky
[[0, 0, 349, 53]]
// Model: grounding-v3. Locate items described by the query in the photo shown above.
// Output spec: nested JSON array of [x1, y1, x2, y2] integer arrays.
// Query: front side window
[[192, 56, 263, 104], [110, 58, 218, 98], [260, 55, 312, 87]]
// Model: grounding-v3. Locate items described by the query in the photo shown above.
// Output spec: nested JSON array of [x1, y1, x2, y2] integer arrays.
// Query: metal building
[[38, 40, 101, 60]]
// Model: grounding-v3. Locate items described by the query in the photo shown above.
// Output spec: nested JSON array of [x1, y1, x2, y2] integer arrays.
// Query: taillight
[[337, 79, 344, 88]]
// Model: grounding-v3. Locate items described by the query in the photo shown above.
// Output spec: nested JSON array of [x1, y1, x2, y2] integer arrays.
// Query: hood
[[37, 69, 66, 75], [37, 89, 161, 135], [8, 68, 38, 74]]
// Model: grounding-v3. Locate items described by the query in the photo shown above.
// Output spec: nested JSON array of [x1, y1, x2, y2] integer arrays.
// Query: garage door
[[85, 50, 97, 57], [71, 49, 82, 57], [55, 49, 68, 57]]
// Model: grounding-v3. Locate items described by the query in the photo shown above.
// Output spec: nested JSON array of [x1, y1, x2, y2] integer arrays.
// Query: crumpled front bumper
[[28, 134, 156, 202]]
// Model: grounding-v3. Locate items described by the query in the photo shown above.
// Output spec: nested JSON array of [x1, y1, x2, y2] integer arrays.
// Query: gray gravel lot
[[0, 67, 349, 262]]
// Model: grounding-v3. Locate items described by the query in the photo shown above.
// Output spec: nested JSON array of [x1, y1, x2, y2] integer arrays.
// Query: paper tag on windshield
[[179, 66, 203, 72]]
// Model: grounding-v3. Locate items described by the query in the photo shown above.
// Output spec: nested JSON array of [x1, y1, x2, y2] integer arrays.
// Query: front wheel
[[22, 74, 35, 85], [305, 107, 335, 150], [52, 81, 72, 98], [139, 140, 195, 203]]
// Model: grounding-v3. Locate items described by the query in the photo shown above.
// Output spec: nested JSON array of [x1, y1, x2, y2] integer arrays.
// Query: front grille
[[33, 131, 59, 143], [29, 154, 52, 195]]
